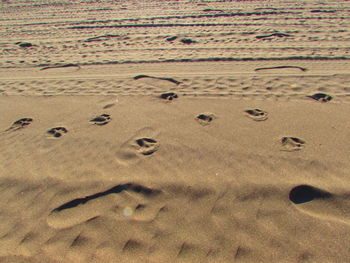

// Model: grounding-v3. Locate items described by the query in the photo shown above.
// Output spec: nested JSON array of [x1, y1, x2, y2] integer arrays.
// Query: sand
[[0, 0, 350, 262]]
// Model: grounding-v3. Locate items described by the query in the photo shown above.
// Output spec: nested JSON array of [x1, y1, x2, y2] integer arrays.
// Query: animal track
[[135, 138, 159, 155], [181, 38, 197, 44], [116, 127, 160, 165], [196, 113, 216, 125], [281, 137, 305, 151], [5, 118, 33, 131], [160, 92, 178, 101], [90, 114, 111, 125], [289, 185, 332, 204], [245, 109, 268, 121], [307, 93, 333, 102], [47, 127, 68, 138]]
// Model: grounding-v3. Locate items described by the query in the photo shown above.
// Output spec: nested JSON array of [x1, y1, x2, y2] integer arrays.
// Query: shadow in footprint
[[180, 38, 197, 44], [17, 42, 33, 48], [289, 185, 332, 204], [281, 137, 305, 151], [116, 127, 160, 165], [136, 138, 159, 155], [160, 92, 178, 101], [47, 127, 68, 138], [307, 93, 333, 102], [196, 113, 216, 126], [289, 185, 350, 225], [90, 114, 111, 126], [52, 183, 161, 212], [47, 182, 163, 229], [245, 109, 268, 121], [166, 36, 178, 41], [5, 118, 33, 132]]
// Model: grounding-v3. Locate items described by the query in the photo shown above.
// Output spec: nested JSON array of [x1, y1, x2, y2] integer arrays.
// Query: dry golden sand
[[1, 0, 350, 262]]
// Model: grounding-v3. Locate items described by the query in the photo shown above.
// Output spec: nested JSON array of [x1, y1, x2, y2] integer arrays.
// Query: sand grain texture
[[0, 0, 350, 262]]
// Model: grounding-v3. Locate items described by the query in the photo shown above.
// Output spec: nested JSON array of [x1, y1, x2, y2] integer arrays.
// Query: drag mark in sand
[[84, 34, 120, 42], [133, 75, 181, 85], [40, 63, 81, 71], [254, 66, 307, 72], [255, 32, 291, 39]]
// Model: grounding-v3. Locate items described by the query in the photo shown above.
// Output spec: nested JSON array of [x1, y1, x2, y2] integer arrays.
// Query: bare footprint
[[135, 138, 159, 155], [90, 114, 111, 125], [5, 118, 33, 132], [307, 93, 333, 102], [289, 185, 350, 225], [47, 183, 162, 229], [245, 109, 268, 121], [195, 113, 216, 126], [281, 137, 305, 151], [160, 92, 178, 101], [47, 127, 68, 138]]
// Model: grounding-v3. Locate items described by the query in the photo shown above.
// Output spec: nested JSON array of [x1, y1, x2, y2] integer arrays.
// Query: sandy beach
[[0, 0, 350, 262]]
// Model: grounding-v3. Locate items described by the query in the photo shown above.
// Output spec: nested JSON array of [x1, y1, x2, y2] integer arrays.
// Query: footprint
[[195, 113, 216, 125], [135, 138, 159, 155], [47, 127, 68, 138], [17, 42, 33, 48], [281, 137, 305, 151], [245, 109, 268, 121], [160, 92, 178, 101], [289, 185, 332, 204], [47, 183, 162, 229], [116, 127, 160, 165], [90, 114, 111, 125], [5, 118, 33, 131], [289, 185, 350, 225], [307, 93, 333, 102]]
